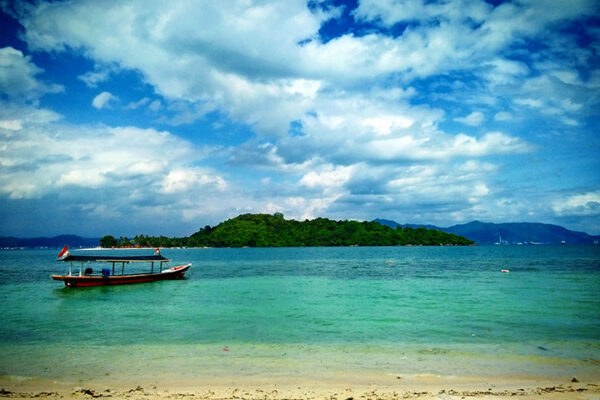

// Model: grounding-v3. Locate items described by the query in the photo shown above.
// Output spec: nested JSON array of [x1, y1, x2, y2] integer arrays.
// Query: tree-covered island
[[100, 213, 474, 248]]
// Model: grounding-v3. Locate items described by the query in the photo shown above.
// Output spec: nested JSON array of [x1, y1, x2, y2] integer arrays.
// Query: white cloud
[[514, 98, 543, 108], [161, 168, 227, 194], [307, 112, 527, 163], [0, 100, 236, 234], [16, 0, 329, 133], [78, 64, 116, 87], [92, 91, 117, 109], [553, 191, 600, 216], [148, 99, 162, 111], [3, 0, 598, 235], [483, 58, 529, 85], [283, 195, 342, 221], [0, 46, 62, 101], [363, 115, 414, 135], [13, 0, 598, 138], [494, 111, 512, 121], [454, 111, 484, 126], [508, 71, 594, 126], [300, 165, 354, 189], [322, 159, 499, 223], [126, 97, 162, 112], [126, 97, 150, 110], [57, 169, 106, 188], [0, 119, 23, 130], [0, 103, 226, 205], [353, 0, 491, 27], [0, 100, 62, 127], [550, 69, 582, 86]]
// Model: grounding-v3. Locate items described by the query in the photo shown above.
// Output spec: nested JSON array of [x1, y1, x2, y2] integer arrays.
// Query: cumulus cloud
[[454, 111, 484, 126], [78, 64, 116, 87], [1, 0, 598, 234], [148, 99, 162, 111], [0, 46, 62, 101], [0, 100, 62, 130], [312, 159, 502, 225], [126, 97, 150, 110], [494, 112, 512, 121], [92, 91, 117, 109], [0, 118, 224, 198], [268, 94, 529, 166], [483, 58, 529, 85], [553, 191, 600, 216], [0, 95, 228, 234], [300, 165, 355, 189], [13, 0, 598, 136], [161, 168, 227, 194], [0, 119, 22, 130]]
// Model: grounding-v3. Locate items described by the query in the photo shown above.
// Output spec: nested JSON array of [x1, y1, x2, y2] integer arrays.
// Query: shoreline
[[1, 375, 598, 399]]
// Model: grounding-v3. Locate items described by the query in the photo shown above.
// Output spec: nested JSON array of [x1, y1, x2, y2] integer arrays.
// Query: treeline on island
[[100, 213, 474, 248]]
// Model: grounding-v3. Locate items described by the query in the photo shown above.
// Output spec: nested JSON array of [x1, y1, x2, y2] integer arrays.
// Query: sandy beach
[[1, 374, 599, 400]]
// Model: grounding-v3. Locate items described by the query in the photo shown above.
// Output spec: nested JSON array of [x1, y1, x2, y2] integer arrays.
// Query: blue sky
[[0, 0, 599, 237]]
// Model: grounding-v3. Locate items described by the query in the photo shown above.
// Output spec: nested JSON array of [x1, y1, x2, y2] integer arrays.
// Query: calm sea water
[[0, 246, 599, 384]]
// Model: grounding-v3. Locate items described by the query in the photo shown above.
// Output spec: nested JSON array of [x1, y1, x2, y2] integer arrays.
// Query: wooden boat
[[52, 246, 191, 288]]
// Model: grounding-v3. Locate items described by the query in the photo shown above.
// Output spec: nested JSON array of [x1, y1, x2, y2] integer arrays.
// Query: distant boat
[[51, 246, 191, 288]]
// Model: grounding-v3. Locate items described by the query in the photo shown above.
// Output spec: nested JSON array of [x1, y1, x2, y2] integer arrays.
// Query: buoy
[[501, 269, 510, 273]]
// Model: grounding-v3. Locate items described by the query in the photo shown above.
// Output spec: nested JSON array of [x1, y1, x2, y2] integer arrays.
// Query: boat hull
[[52, 264, 191, 288]]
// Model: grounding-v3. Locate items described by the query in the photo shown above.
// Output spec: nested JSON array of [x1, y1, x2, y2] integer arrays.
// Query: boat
[[52, 246, 191, 288]]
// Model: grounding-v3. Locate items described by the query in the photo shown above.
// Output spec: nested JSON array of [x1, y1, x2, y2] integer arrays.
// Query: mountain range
[[374, 219, 600, 245], [0, 235, 100, 249]]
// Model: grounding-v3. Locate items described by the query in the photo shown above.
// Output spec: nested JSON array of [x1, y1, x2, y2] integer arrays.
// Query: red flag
[[58, 246, 70, 260], [154, 248, 160, 255]]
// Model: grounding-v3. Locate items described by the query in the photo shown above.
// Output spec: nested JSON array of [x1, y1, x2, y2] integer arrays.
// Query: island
[[100, 213, 474, 248]]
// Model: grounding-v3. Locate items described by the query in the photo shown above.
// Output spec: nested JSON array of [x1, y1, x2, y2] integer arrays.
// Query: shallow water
[[0, 246, 599, 383]]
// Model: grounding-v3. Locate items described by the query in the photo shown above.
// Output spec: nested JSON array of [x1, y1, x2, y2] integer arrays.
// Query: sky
[[0, 0, 599, 238]]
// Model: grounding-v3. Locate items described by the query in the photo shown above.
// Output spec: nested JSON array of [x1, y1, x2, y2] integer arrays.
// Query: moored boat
[[52, 246, 191, 288]]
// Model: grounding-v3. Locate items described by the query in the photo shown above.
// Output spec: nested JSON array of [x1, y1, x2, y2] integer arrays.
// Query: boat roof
[[59, 254, 170, 262]]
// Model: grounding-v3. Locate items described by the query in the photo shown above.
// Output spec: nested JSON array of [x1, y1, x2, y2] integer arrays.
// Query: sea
[[0, 246, 599, 386]]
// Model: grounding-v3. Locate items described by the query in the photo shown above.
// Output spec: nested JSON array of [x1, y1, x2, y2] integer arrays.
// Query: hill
[[0, 235, 100, 249], [373, 219, 600, 245], [101, 213, 474, 248]]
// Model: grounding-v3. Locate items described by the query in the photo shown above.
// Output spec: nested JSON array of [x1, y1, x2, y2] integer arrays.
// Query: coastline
[[1, 374, 598, 399]]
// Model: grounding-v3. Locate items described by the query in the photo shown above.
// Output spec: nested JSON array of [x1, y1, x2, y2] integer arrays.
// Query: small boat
[[52, 246, 191, 288]]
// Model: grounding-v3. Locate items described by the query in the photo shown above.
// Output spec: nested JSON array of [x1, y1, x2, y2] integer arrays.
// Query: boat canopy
[[58, 254, 170, 263]]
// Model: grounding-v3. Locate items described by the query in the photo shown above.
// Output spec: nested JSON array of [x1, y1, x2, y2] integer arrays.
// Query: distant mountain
[[373, 219, 600, 245], [0, 235, 100, 249]]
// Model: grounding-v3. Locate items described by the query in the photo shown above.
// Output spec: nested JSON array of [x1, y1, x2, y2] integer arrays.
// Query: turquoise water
[[0, 246, 599, 384]]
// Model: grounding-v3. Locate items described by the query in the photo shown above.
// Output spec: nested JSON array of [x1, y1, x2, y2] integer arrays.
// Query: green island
[[100, 213, 474, 248]]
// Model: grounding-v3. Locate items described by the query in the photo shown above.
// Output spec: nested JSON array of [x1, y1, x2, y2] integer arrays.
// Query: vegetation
[[100, 213, 474, 248]]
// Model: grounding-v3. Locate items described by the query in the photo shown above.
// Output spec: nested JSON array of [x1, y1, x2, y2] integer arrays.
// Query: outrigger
[[52, 246, 191, 288]]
